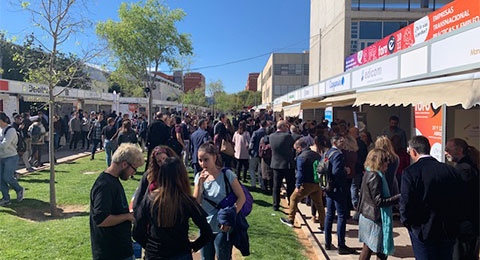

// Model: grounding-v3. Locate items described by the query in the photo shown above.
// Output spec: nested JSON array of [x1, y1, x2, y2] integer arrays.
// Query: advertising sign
[[414, 104, 444, 161], [352, 56, 398, 88], [302, 86, 314, 99], [324, 106, 333, 127], [345, 0, 480, 71], [326, 74, 351, 94]]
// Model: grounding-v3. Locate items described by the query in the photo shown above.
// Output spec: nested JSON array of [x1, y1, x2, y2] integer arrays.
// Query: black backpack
[[4, 126, 27, 156], [316, 150, 339, 192]]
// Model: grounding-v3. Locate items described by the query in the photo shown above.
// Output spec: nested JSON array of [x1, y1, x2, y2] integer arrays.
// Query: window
[[383, 21, 407, 36], [360, 21, 382, 39], [435, 0, 452, 9], [304, 64, 309, 76], [358, 0, 385, 9], [274, 64, 304, 76], [385, 0, 408, 9], [352, 0, 360, 10]]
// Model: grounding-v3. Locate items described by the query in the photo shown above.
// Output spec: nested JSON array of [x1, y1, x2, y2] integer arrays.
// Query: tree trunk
[[48, 87, 58, 216], [148, 89, 153, 125]]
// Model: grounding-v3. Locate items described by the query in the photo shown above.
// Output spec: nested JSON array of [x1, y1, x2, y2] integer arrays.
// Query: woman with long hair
[[374, 136, 400, 195], [193, 142, 246, 260], [132, 146, 179, 212], [117, 120, 138, 146], [358, 148, 401, 260], [133, 157, 213, 260], [232, 121, 250, 182]]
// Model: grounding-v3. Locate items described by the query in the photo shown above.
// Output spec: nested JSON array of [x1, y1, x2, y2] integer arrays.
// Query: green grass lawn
[[0, 152, 308, 260]]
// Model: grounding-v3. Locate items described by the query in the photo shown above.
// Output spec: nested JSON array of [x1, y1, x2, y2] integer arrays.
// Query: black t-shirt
[[102, 125, 117, 140], [90, 172, 133, 260]]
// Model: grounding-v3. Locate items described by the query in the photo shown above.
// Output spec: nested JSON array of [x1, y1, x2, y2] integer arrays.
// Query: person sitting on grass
[[89, 143, 144, 260]]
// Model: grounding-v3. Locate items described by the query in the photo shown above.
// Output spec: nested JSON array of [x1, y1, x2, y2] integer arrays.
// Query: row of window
[[273, 64, 309, 76], [273, 85, 303, 96], [352, 0, 452, 10]]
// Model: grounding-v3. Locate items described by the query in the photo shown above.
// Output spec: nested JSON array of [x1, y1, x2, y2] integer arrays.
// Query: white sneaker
[[17, 187, 25, 202]]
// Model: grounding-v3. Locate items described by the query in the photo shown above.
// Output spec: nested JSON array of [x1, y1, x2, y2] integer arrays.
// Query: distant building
[[150, 74, 183, 102], [184, 72, 205, 93], [245, 73, 260, 92], [84, 63, 110, 93]]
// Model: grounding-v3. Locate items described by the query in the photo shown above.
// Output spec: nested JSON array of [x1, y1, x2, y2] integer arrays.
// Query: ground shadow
[[392, 244, 415, 258], [346, 228, 401, 239], [18, 179, 58, 184], [0, 198, 88, 222], [253, 199, 272, 207]]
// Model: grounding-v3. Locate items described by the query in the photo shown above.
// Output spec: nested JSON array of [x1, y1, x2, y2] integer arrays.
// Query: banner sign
[[352, 56, 399, 88], [414, 104, 444, 161], [326, 74, 351, 94], [345, 0, 480, 71]]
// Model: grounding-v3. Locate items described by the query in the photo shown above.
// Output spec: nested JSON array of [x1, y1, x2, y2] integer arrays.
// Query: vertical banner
[[325, 106, 333, 128], [414, 104, 444, 162]]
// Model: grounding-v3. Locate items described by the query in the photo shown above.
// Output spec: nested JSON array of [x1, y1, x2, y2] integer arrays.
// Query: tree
[[96, 0, 193, 124], [13, 0, 96, 215]]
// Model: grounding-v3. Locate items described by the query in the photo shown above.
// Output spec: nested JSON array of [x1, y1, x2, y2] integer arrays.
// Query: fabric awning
[[283, 103, 301, 117], [317, 93, 357, 107], [354, 78, 480, 109], [273, 102, 292, 112]]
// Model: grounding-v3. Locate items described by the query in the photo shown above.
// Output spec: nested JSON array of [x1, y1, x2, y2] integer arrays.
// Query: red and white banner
[[345, 0, 480, 71], [414, 104, 444, 162]]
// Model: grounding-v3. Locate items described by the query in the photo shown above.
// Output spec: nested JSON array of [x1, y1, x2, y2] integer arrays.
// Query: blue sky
[[1, 0, 310, 93]]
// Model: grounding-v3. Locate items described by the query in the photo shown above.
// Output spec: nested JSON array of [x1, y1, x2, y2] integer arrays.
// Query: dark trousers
[[32, 144, 43, 165], [81, 131, 89, 149], [236, 159, 249, 181], [272, 168, 295, 210], [91, 139, 101, 159], [69, 131, 81, 149], [221, 153, 233, 169], [325, 192, 347, 247], [409, 231, 455, 260]]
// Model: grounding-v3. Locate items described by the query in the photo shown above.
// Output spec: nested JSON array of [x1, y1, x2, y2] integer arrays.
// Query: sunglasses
[[126, 162, 137, 174]]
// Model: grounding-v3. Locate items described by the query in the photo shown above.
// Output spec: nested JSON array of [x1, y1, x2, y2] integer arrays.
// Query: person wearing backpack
[[12, 114, 32, 172], [280, 138, 325, 232], [29, 117, 46, 168], [0, 112, 25, 206], [259, 126, 274, 195], [323, 134, 357, 255]]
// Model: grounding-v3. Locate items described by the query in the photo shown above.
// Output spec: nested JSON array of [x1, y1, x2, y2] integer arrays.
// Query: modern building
[[245, 73, 260, 91], [151, 75, 183, 102], [309, 0, 454, 83], [184, 72, 205, 93], [258, 52, 309, 104]]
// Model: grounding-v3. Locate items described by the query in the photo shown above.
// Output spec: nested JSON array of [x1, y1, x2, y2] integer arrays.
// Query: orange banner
[[414, 104, 444, 161]]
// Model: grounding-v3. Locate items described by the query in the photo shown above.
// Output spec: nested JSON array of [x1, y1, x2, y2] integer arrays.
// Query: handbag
[[220, 139, 234, 156]]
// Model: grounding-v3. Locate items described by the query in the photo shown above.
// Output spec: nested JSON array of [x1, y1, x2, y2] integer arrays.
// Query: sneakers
[[17, 187, 25, 202], [0, 199, 11, 206], [338, 245, 357, 255], [325, 244, 332, 250], [280, 217, 294, 227]]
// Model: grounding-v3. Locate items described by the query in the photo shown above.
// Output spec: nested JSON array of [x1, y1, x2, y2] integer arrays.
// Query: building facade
[[259, 52, 309, 104], [184, 72, 205, 93], [309, 0, 453, 84], [245, 73, 260, 91]]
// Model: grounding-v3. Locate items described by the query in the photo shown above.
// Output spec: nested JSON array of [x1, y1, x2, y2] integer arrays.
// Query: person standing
[[102, 117, 117, 167], [445, 138, 479, 260], [190, 119, 211, 175], [145, 112, 170, 172], [181, 116, 192, 167], [269, 120, 296, 211], [382, 116, 407, 150], [281, 138, 325, 232], [137, 116, 147, 153], [89, 143, 144, 260], [259, 127, 274, 195], [400, 136, 463, 260], [248, 120, 267, 189], [324, 134, 357, 254], [0, 113, 25, 206], [81, 111, 91, 150], [69, 112, 82, 150], [232, 121, 251, 183], [374, 136, 400, 196], [29, 117, 46, 168], [116, 120, 138, 146], [350, 127, 368, 220], [89, 114, 104, 160]]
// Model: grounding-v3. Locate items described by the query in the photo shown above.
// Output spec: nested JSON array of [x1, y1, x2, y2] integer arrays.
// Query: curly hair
[[146, 145, 179, 184]]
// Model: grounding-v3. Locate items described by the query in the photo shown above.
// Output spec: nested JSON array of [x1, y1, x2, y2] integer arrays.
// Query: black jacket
[[358, 170, 400, 222], [455, 156, 479, 236], [269, 131, 295, 170], [190, 128, 211, 164], [146, 120, 170, 148], [400, 157, 462, 241]]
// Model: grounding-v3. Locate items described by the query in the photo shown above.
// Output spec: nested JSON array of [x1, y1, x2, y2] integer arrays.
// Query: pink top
[[232, 131, 251, 159]]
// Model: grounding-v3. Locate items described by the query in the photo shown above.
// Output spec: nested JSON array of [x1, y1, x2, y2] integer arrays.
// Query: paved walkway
[[295, 201, 415, 260]]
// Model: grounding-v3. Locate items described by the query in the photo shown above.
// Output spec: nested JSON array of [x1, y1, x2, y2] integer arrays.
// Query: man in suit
[[248, 120, 267, 189], [324, 134, 356, 255], [269, 120, 296, 211], [190, 119, 211, 175], [400, 136, 463, 260], [145, 112, 170, 172]]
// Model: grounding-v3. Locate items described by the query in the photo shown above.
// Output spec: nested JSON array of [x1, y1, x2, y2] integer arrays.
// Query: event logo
[[329, 77, 345, 89], [361, 66, 382, 82], [357, 51, 363, 64], [414, 16, 430, 45], [388, 36, 396, 54]]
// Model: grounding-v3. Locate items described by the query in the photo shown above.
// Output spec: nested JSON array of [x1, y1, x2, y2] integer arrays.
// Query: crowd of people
[[0, 107, 478, 260]]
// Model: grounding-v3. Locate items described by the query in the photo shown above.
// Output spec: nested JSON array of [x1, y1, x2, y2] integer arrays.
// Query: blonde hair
[[364, 148, 390, 172], [112, 143, 145, 167], [375, 136, 398, 162]]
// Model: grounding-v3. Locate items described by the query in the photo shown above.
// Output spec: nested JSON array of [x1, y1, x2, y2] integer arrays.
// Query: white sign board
[[352, 56, 399, 89], [401, 46, 428, 79], [326, 74, 350, 94], [431, 26, 480, 72], [302, 86, 314, 99]]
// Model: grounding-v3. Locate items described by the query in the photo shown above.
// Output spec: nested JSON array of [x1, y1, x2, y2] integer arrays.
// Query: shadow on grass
[[253, 199, 272, 207], [0, 198, 88, 222], [19, 179, 58, 184]]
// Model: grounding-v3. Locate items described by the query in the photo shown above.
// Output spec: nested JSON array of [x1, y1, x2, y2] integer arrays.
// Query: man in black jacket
[[190, 119, 211, 175], [269, 120, 295, 211], [248, 120, 267, 189], [400, 136, 463, 260], [145, 112, 170, 172], [281, 138, 325, 231]]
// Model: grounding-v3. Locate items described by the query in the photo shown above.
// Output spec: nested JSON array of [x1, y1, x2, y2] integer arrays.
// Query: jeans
[[409, 230, 455, 260], [351, 172, 363, 209], [236, 159, 249, 181], [324, 192, 348, 247], [272, 168, 295, 210], [170, 254, 193, 260], [183, 140, 190, 167], [104, 140, 115, 167], [54, 133, 60, 149], [91, 139, 101, 159], [0, 155, 22, 201], [248, 156, 263, 188], [201, 232, 233, 260]]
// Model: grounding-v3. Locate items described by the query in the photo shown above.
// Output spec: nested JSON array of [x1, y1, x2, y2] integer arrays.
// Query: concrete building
[[245, 73, 260, 91], [151, 75, 183, 102], [259, 52, 309, 104], [184, 72, 205, 93], [309, 0, 453, 83]]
